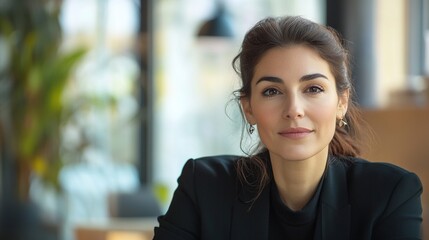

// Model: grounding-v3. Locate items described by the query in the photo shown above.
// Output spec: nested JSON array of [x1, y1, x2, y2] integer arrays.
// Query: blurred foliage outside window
[[1, 0, 141, 239], [56, 1, 141, 239], [0, 0, 86, 200]]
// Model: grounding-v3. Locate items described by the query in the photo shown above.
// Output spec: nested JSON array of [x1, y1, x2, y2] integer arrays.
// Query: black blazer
[[154, 155, 423, 240]]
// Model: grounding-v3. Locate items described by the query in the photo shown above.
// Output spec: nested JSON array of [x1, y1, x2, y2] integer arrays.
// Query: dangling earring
[[338, 118, 348, 127], [248, 124, 255, 134]]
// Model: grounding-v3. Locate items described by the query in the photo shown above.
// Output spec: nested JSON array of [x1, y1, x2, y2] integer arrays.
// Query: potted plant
[[0, 0, 86, 203]]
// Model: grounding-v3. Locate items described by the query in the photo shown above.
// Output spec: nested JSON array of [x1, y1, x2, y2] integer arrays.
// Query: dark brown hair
[[232, 16, 365, 198]]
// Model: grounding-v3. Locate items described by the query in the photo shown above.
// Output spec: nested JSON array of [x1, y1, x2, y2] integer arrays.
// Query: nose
[[282, 94, 304, 119]]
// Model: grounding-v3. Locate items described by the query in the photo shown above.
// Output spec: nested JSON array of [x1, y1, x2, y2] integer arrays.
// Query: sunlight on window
[[29, 1, 142, 240]]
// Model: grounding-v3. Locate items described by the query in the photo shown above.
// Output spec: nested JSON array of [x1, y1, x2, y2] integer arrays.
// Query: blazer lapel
[[314, 158, 351, 240], [230, 182, 270, 240], [229, 154, 351, 240]]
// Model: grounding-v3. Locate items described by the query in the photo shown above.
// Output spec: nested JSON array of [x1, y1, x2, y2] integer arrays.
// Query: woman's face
[[241, 45, 348, 163]]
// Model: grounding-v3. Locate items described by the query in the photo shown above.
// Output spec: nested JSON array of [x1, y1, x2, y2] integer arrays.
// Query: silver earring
[[248, 125, 255, 134], [338, 119, 348, 127]]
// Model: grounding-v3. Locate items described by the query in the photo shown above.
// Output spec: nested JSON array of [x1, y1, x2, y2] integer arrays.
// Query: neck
[[270, 151, 328, 211]]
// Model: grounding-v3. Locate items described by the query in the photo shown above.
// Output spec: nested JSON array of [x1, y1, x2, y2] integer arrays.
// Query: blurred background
[[0, 0, 428, 239]]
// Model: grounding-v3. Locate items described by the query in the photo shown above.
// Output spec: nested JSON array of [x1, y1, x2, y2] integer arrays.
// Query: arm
[[154, 159, 200, 240], [373, 172, 423, 240]]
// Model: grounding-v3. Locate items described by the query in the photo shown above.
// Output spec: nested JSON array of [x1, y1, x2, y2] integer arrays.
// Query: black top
[[154, 154, 423, 240], [269, 175, 324, 240]]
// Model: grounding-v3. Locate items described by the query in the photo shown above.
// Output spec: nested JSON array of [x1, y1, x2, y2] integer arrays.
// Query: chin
[[271, 151, 315, 162], [269, 145, 329, 162]]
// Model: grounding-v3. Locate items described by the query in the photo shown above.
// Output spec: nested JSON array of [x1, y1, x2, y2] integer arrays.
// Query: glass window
[[28, 1, 141, 239]]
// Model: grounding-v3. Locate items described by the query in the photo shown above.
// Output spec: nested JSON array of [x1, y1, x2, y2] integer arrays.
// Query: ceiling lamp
[[197, 3, 233, 38]]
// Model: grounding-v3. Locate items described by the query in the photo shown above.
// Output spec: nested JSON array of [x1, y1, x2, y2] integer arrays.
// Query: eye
[[262, 88, 281, 97], [305, 86, 324, 94]]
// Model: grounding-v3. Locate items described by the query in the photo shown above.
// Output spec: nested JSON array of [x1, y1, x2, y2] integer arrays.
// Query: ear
[[240, 97, 257, 125], [337, 89, 350, 119]]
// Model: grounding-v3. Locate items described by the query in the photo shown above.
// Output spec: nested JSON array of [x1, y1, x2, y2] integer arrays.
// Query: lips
[[278, 127, 314, 139]]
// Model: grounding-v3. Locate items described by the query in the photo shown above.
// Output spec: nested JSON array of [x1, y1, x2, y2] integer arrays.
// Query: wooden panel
[[361, 107, 429, 237]]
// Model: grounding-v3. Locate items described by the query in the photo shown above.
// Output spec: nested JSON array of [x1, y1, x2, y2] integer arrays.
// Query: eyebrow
[[301, 73, 328, 81], [255, 73, 328, 85]]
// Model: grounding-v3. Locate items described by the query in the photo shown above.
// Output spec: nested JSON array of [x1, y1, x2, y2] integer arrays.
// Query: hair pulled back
[[233, 16, 364, 198]]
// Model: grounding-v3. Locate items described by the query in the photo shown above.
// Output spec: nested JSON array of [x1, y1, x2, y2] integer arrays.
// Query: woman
[[153, 16, 423, 240]]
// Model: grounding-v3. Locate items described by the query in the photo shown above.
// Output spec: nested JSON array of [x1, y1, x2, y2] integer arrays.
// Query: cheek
[[309, 98, 338, 128], [249, 102, 283, 141], [251, 100, 283, 125]]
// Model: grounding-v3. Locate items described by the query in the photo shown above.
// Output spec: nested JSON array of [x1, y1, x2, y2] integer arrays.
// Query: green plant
[[0, 0, 86, 200]]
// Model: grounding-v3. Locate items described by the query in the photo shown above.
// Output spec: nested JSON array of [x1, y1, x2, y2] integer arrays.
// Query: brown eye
[[305, 86, 324, 94], [262, 88, 281, 97]]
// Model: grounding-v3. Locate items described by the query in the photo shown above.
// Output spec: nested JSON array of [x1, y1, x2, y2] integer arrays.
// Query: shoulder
[[178, 155, 242, 190], [192, 155, 241, 173], [338, 156, 421, 185], [334, 156, 422, 210], [176, 155, 242, 209], [181, 155, 241, 178], [331, 156, 423, 236]]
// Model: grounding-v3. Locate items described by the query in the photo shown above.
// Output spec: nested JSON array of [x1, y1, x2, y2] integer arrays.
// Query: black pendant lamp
[[197, 3, 233, 38]]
